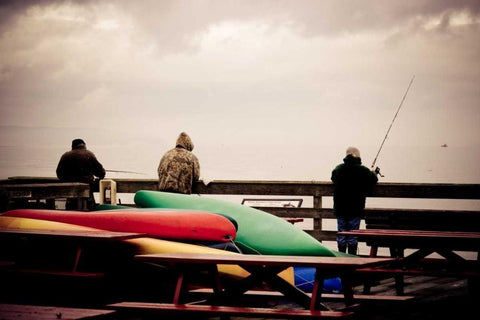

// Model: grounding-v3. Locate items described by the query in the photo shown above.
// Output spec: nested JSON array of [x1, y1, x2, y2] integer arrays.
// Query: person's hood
[[175, 132, 194, 151]]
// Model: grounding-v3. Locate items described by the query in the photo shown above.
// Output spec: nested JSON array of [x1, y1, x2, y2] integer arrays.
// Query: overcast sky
[[0, 0, 479, 181]]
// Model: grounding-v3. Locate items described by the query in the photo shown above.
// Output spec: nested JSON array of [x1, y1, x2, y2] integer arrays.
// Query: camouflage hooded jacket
[[157, 132, 200, 194]]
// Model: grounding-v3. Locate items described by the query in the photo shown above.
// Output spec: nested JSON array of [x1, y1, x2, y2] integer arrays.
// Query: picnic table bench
[[0, 228, 144, 278], [108, 252, 393, 319], [0, 182, 91, 211], [337, 229, 480, 295], [0, 303, 116, 320]]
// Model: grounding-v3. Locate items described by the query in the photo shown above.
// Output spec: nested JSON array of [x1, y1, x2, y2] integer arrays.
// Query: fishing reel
[[374, 166, 384, 177]]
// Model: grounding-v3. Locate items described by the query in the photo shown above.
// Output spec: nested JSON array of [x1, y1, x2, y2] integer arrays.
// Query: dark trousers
[[336, 216, 361, 254]]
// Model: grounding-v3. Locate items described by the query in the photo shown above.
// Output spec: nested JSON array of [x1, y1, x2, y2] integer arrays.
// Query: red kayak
[[2, 209, 236, 242]]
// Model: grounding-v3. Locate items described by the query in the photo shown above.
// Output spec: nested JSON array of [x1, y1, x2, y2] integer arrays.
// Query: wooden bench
[[0, 303, 116, 320], [188, 288, 415, 303], [109, 253, 393, 318], [0, 228, 144, 278], [365, 208, 480, 232], [108, 302, 353, 319], [338, 229, 480, 295], [359, 208, 480, 295], [0, 182, 91, 211]]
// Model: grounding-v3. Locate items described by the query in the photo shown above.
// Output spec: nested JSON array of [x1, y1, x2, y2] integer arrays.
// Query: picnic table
[[337, 229, 480, 294], [109, 252, 393, 319], [0, 228, 144, 277]]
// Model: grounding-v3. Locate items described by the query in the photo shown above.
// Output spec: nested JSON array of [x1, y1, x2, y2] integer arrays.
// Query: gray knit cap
[[346, 146, 360, 158]]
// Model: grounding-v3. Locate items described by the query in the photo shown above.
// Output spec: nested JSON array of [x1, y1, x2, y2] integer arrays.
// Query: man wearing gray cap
[[331, 147, 378, 255]]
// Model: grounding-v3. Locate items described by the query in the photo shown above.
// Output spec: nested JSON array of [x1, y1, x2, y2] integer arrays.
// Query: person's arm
[[193, 155, 200, 182], [56, 155, 66, 180], [89, 152, 105, 179]]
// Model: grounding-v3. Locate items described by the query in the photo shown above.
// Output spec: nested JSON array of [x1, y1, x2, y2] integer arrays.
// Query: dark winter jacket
[[157, 132, 200, 194], [331, 155, 378, 217], [56, 144, 105, 185]]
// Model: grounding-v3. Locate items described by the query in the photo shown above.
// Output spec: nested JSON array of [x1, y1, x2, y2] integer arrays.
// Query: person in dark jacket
[[56, 139, 105, 209], [157, 132, 200, 194], [331, 147, 378, 254]]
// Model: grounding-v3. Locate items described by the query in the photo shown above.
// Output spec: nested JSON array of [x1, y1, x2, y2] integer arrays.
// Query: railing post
[[313, 192, 322, 241]]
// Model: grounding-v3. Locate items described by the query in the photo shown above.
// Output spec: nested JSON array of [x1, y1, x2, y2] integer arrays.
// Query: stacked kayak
[[0, 215, 251, 280], [134, 190, 340, 257], [2, 208, 236, 243]]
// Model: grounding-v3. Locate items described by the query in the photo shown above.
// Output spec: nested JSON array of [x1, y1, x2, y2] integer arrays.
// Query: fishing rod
[[106, 169, 145, 175], [371, 75, 415, 177]]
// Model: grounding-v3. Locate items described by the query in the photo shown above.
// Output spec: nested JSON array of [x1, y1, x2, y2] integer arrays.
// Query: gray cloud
[[3, 1, 479, 41], [1, 0, 479, 147]]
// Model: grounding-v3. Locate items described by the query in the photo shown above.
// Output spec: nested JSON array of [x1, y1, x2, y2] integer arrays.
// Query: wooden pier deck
[[0, 275, 475, 319]]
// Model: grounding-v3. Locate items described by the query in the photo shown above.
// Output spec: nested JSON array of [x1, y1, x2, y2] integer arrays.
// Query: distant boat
[[441, 144, 448, 147]]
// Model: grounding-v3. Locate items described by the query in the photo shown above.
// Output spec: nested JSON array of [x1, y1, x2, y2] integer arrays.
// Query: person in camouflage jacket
[[157, 132, 200, 194]]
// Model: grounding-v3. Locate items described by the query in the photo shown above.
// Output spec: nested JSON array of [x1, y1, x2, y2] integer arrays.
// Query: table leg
[[173, 271, 186, 305], [207, 266, 229, 320], [209, 264, 223, 294], [259, 266, 318, 310], [73, 245, 82, 273], [392, 247, 405, 295], [340, 273, 355, 306], [369, 246, 378, 258], [310, 270, 325, 311], [364, 245, 378, 294]]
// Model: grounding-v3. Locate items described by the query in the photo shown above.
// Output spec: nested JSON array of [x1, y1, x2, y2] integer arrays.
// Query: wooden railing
[[2, 177, 479, 242]]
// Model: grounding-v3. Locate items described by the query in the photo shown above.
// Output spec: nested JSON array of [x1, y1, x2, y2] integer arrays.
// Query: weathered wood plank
[[108, 302, 353, 319], [4, 177, 479, 199], [253, 207, 334, 219], [0, 304, 115, 320], [0, 183, 90, 199], [189, 288, 415, 302], [365, 208, 480, 232]]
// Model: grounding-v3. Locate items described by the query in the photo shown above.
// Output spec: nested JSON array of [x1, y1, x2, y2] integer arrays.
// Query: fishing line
[[294, 273, 315, 288], [371, 75, 415, 174], [227, 239, 244, 254], [232, 240, 263, 255]]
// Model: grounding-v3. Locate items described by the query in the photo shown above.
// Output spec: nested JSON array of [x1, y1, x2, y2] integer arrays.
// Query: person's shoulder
[[161, 148, 182, 160], [82, 149, 98, 157], [59, 150, 71, 157], [163, 147, 177, 155], [59, 149, 76, 158], [359, 164, 374, 174], [333, 163, 344, 170]]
